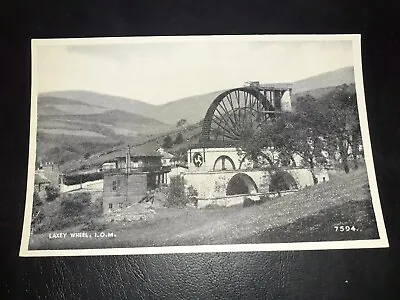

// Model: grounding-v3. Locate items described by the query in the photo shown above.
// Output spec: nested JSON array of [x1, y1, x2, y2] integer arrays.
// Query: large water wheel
[[200, 87, 276, 145]]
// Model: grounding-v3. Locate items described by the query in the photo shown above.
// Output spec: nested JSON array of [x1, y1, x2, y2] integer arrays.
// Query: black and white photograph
[[20, 34, 388, 256]]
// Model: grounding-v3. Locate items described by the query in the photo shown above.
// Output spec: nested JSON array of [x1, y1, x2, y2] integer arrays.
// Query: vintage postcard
[[20, 34, 388, 257]]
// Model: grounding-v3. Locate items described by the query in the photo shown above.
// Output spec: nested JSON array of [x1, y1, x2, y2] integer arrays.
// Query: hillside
[[38, 95, 171, 133], [36, 96, 174, 166], [40, 91, 156, 117], [292, 66, 354, 94], [61, 121, 204, 173], [39, 89, 226, 126], [38, 96, 110, 115], [152, 90, 227, 124]]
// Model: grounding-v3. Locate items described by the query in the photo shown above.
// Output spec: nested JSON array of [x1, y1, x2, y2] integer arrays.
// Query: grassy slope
[[151, 90, 226, 124], [36, 96, 174, 165], [39, 91, 155, 116], [29, 167, 378, 250]]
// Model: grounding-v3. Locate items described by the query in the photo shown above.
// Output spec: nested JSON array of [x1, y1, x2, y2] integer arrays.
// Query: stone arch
[[269, 170, 298, 192], [238, 152, 274, 170], [213, 155, 236, 171], [226, 173, 258, 196]]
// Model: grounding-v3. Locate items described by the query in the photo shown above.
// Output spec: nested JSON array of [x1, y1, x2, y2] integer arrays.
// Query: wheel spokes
[[207, 89, 274, 142]]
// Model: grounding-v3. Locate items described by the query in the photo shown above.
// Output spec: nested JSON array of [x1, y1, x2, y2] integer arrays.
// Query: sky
[[36, 38, 355, 105]]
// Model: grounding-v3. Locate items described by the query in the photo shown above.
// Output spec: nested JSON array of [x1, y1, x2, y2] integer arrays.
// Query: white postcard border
[[19, 34, 389, 257]]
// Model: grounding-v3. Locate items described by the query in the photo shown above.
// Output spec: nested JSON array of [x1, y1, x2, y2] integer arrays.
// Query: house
[[37, 161, 61, 187], [315, 167, 330, 183], [103, 146, 171, 214], [101, 162, 117, 171], [34, 171, 51, 194], [166, 164, 188, 184], [156, 147, 174, 166]]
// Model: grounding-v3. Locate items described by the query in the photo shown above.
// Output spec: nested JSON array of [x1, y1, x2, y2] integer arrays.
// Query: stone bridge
[[184, 149, 314, 208]]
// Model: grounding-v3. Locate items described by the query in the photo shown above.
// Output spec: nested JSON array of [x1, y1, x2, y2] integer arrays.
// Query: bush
[[63, 172, 103, 185], [33, 190, 42, 209], [174, 133, 184, 144], [243, 197, 256, 208], [31, 192, 102, 234], [163, 135, 173, 148], [269, 170, 298, 192], [166, 176, 188, 207], [81, 220, 108, 232], [45, 185, 60, 202], [186, 185, 198, 207], [31, 190, 45, 232], [60, 192, 91, 217]]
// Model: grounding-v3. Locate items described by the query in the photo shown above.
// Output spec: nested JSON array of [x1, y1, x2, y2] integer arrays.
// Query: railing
[[103, 165, 171, 175]]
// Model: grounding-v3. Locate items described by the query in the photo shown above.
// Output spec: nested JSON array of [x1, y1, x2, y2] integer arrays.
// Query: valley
[[35, 66, 355, 172]]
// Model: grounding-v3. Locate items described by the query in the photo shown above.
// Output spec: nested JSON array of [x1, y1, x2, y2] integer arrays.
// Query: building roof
[[159, 151, 174, 159], [113, 146, 163, 159], [35, 172, 51, 184], [63, 144, 163, 174], [259, 83, 292, 90], [245, 81, 292, 90]]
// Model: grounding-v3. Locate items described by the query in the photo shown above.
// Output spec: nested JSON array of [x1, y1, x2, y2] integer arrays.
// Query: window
[[112, 180, 117, 191], [108, 203, 113, 209]]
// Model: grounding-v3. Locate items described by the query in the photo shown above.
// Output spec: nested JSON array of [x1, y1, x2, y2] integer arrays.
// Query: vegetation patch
[[165, 177, 198, 208], [31, 192, 103, 234]]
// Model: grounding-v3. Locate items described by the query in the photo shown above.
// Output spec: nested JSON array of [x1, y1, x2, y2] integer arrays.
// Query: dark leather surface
[[2, 1, 400, 299]]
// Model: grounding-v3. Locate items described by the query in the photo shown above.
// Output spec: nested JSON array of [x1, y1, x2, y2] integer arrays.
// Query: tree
[[174, 133, 184, 144], [166, 176, 188, 207], [237, 100, 326, 182], [176, 119, 187, 128], [237, 85, 360, 179], [31, 190, 44, 233], [318, 84, 359, 173], [45, 185, 60, 202], [162, 135, 173, 148]]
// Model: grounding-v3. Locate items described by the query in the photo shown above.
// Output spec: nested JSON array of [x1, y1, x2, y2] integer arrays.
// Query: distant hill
[[38, 95, 171, 133], [41, 66, 356, 169], [39, 66, 354, 126], [148, 66, 355, 124], [292, 66, 354, 94], [39, 90, 226, 125], [153, 90, 227, 124], [36, 95, 174, 166], [40, 91, 156, 116]]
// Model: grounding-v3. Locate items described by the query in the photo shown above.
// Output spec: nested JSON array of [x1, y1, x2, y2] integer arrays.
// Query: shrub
[[243, 197, 256, 208], [166, 176, 188, 207], [81, 220, 108, 232], [60, 192, 91, 217], [33, 190, 42, 209], [174, 133, 184, 144], [63, 172, 103, 185], [163, 135, 173, 148], [45, 185, 60, 202], [186, 185, 198, 206], [269, 170, 298, 192], [31, 190, 45, 232]]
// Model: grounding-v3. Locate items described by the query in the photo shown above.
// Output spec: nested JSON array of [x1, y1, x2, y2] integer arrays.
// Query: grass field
[[29, 167, 379, 250]]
